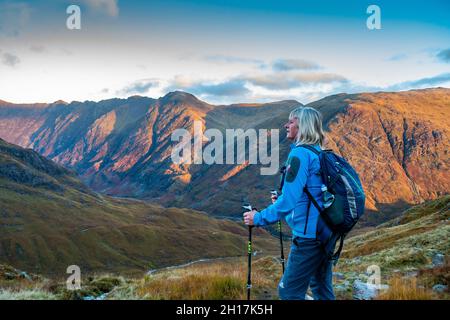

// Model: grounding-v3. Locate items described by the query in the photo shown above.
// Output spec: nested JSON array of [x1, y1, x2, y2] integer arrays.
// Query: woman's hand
[[271, 194, 278, 204], [243, 210, 257, 226]]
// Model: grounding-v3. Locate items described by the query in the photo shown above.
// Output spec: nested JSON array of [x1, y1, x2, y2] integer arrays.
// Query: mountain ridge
[[0, 88, 448, 223]]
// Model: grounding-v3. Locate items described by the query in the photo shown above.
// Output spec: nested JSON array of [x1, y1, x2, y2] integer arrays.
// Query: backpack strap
[[305, 183, 346, 265], [278, 165, 287, 193], [331, 235, 345, 265], [299, 144, 323, 209], [297, 144, 321, 155], [303, 186, 323, 214]]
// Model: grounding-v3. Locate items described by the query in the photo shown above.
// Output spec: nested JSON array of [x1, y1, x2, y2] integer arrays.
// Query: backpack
[[300, 145, 366, 262]]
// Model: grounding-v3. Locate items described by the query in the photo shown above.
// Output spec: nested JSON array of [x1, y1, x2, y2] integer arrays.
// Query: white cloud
[[2, 52, 20, 67], [162, 69, 349, 103], [386, 73, 450, 91], [117, 79, 161, 96], [242, 72, 348, 90], [272, 59, 321, 71]]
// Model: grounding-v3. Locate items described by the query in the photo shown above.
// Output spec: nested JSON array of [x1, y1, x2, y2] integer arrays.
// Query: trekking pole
[[271, 190, 285, 274], [272, 164, 287, 274], [242, 204, 254, 300]]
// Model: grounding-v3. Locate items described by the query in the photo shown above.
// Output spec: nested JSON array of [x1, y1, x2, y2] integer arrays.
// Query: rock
[[4, 272, 16, 280], [405, 271, 418, 278], [353, 257, 362, 264], [353, 280, 389, 300], [432, 253, 445, 267], [353, 280, 376, 300], [19, 271, 32, 281], [334, 272, 345, 280], [83, 293, 107, 300], [432, 284, 447, 293], [335, 280, 351, 292]]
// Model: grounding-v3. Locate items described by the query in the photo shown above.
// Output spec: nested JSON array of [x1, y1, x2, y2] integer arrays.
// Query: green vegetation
[[0, 138, 278, 277], [339, 195, 449, 271], [1, 196, 448, 300], [333, 195, 449, 299], [0, 180, 277, 276]]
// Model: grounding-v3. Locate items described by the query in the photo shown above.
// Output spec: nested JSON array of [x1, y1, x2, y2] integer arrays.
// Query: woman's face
[[285, 117, 299, 141]]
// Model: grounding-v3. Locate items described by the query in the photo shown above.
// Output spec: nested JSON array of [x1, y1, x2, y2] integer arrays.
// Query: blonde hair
[[289, 107, 325, 147]]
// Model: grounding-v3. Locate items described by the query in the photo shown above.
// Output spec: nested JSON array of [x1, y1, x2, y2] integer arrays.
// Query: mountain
[[0, 92, 300, 216], [0, 138, 277, 276], [0, 136, 90, 194], [308, 89, 449, 222], [0, 88, 448, 223]]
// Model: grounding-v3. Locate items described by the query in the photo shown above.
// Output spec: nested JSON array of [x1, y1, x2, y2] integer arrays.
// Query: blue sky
[[0, 0, 449, 104]]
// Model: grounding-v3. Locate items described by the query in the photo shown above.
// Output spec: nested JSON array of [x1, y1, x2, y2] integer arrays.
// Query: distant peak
[[162, 91, 198, 100], [159, 91, 212, 110], [269, 99, 302, 106], [51, 100, 68, 105]]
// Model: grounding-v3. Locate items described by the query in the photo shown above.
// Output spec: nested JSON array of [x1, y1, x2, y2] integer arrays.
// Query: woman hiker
[[243, 106, 336, 300]]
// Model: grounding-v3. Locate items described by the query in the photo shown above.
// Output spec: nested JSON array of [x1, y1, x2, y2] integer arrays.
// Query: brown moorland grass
[[377, 276, 435, 300], [134, 256, 282, 300]]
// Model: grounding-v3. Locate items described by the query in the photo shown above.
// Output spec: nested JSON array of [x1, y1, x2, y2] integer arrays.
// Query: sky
[[0, 0, 449, 104]]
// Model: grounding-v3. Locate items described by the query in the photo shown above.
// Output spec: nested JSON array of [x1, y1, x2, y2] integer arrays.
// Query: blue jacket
[[254, 144, 327, 239]]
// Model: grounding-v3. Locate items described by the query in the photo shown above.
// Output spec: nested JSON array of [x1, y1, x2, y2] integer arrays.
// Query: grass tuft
[[377, 277, 434, 300]]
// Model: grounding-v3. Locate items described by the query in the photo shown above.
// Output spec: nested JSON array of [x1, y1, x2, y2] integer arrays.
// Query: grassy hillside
[[334, 195, 449, 299], [117, 196, 449, 300], [0, 138, 278, 277], [1, 196, 447, 300], [341, 195, 449, 268]]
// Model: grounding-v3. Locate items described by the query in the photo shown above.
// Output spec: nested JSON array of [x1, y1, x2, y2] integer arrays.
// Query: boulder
[[353, 279, 389, 300], [432, 284, 448, 293], [432, 253, 445, 267]]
